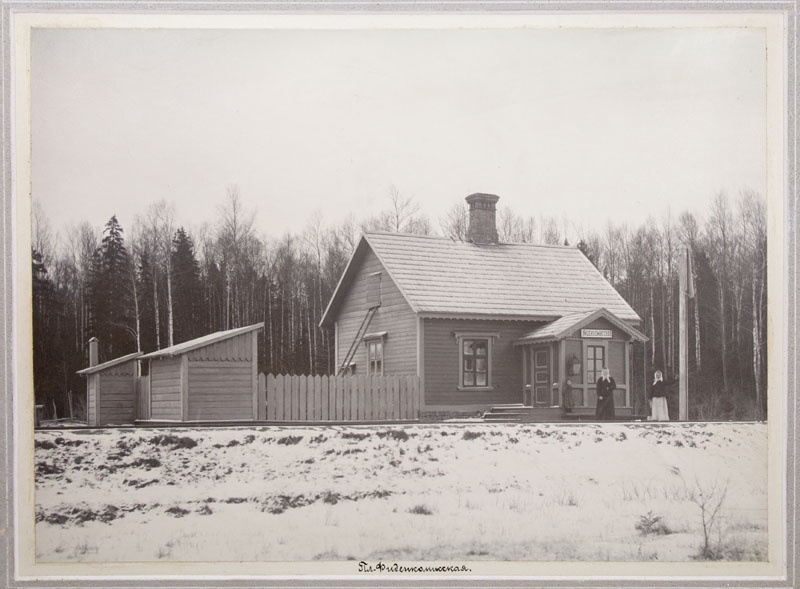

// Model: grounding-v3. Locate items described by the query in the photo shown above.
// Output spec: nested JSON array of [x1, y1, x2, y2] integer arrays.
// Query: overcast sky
[[31, 24, 767, 245]]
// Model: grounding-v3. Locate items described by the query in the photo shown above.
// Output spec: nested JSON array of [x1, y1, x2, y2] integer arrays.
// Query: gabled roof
[[514, 308, 648, 345], [77, 352, 143, 376], [321, 232, 641, 327], [139, 323, 264, 360]]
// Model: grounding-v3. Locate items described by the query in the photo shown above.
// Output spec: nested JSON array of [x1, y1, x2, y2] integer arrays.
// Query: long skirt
[[649, 397, 669, 421]]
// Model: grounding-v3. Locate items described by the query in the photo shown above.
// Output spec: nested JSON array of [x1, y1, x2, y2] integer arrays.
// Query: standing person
[[648, 370, 670, 422], [561, 379, 574, 416], [595, 367, 616, 420]]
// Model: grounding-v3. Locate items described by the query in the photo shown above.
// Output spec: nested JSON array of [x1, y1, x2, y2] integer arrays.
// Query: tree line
[[31, 186, 767, 420]]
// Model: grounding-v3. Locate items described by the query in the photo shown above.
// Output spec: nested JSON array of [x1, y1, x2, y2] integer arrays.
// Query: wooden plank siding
[[149, 357, 182, 420], [97, 369, 137, 425], [335, 248, 417, 376], [187, 361, 254, 421], [187, 331, 254, 362], [422, 318, 541, 408], [87, 375, 98, 426]]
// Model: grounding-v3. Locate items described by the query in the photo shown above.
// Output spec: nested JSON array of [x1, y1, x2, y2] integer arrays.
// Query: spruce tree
[[88, 216, 136, 358], [171, 227, 202, 343]]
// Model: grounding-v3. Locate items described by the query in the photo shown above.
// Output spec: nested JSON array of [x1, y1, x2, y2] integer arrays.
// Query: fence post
[[298, 376, 307, 421], [319, 375, 328, 421], [258, 373, 266, 420], [275, 374, 285, 421]]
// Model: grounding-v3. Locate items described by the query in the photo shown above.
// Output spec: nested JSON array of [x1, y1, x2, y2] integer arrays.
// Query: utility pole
[[678, 246, 694, 420]]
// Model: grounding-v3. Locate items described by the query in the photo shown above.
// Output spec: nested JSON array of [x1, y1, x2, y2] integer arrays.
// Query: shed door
[[533, 348, 551, 407]]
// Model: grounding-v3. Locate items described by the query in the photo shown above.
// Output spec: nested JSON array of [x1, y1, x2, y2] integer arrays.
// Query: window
[[367, 340, 383, 376], [587, 345, 606, 384], [459, 337, 493, 388]]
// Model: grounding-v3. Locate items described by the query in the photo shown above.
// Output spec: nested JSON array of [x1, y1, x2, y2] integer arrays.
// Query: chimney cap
[[465, 193, 500, 205], [88, 336, 99, 343]]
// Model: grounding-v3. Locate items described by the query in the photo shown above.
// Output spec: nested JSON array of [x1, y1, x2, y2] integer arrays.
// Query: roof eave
[[76, 352, 144, 375], [139, 323, 264, 360]]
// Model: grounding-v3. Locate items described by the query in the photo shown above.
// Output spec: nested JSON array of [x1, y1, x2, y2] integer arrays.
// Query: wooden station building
[[321, 193, 647, 421]]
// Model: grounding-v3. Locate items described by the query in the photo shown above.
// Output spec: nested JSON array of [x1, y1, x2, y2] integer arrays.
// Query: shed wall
[[188, 361, 253, 420], [336, 248, 417, 375], [150, 357, 182, 420], [97, 363, 137, 425], [87, 376, 98, 426], [187, 332, 253, 362]]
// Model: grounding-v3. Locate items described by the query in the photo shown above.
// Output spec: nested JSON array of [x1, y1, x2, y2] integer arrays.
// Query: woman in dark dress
[[595, 367, 616, 420]]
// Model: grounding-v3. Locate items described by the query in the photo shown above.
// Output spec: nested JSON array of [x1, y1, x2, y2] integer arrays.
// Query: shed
[[139, 323, 264, 422], [76, 347, 143, 427]]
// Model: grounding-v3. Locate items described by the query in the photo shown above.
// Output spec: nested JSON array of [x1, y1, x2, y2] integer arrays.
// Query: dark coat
[[595, 376, 616, 420], [649, 380, 667, 399]]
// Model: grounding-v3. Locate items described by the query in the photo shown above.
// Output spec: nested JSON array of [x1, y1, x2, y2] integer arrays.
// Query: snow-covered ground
[[34, 422, 768, 563]]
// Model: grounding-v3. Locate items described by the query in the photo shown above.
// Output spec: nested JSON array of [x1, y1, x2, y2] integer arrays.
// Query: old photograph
[[5, 8, 792, 584]]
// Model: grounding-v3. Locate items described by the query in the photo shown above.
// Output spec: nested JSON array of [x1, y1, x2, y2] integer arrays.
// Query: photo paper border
[[0, 2, 797, 587]]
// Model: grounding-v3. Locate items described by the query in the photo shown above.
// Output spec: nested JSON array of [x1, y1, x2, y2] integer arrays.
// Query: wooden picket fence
[[264, 374, 420, 422]]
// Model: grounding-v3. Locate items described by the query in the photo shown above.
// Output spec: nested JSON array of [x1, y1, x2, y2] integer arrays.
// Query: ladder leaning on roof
[[337, 306, 379, 376]]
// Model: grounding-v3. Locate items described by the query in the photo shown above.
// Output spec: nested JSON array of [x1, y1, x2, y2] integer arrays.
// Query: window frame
[[363, 332, 387, 376], [454, 332, 499, 391], [586, 343, 606, 384]]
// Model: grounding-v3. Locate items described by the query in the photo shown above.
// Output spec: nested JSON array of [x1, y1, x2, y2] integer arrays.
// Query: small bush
[[129, 457, 161, 469], [165, 506, 190, 517], [35, 439, 56, 450], [635, 511, 672, 535], [244, 434, 256, 444], [277, 435, 303, 445], [310, 434, 328, 444], [35, 462, 63, 475], [408, 504, 433, 515], [150, 434, 197, 449], [377, 430, 409, 442], [341, 432, 369, 441], [462, 430, 483, 441]]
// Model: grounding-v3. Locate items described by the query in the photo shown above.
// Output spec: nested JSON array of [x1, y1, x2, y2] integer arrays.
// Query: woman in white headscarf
[[595, 367, 616, 420], [648, 370, 670, 421]]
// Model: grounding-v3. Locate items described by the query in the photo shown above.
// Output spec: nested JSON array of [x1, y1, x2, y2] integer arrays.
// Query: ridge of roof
[[140, 323, 264, 360], [362, 231, 577, 249], [76, 351, 143, 375]]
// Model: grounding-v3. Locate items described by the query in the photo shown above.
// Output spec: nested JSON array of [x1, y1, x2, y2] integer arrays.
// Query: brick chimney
[[89, 337, 99, 367], [465, 193, 500, 244]]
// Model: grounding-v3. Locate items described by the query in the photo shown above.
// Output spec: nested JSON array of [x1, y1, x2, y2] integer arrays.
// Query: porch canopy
[[515, 308, 647, 346], [513, 308, 647, 411]]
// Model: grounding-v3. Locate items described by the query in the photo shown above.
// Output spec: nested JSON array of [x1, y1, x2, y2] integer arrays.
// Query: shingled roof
[[321, 232, 641, 326]]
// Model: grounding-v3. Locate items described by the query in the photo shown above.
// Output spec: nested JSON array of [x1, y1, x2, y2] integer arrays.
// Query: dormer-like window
[[366, 272, 382, 308]]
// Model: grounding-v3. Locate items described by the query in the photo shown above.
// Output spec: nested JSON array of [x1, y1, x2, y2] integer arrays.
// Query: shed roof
[[321, 233, 641, 326], [514, 308, 648, 345], [139, 323, 264, 360], [76, 352, 143, 375]]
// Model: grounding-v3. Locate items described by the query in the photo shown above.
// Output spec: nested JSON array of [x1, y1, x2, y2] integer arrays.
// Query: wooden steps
[[482, 404, 643, 423]]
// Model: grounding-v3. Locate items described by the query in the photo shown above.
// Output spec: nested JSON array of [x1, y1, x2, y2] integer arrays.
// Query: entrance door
[[533, 348, 551, 407]]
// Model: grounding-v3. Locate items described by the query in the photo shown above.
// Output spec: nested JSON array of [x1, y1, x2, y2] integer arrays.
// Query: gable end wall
[[335, 248, 417, 375]]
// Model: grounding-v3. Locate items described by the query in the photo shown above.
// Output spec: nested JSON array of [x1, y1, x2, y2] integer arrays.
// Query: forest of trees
[[31, 186, 767, 421]]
